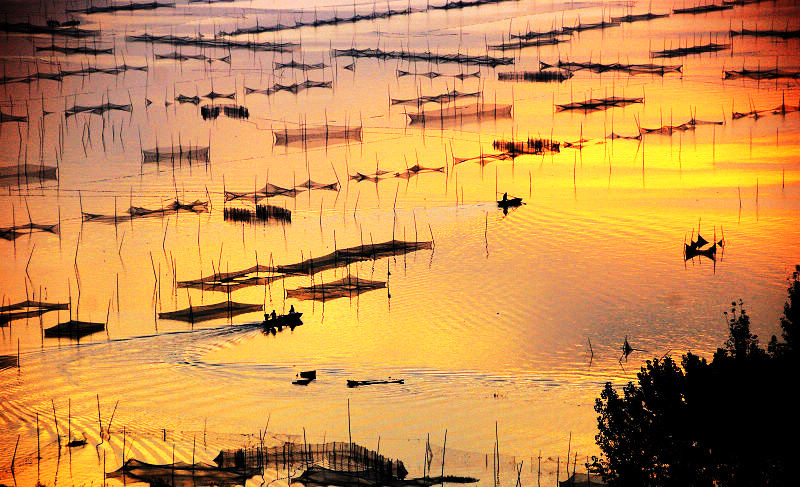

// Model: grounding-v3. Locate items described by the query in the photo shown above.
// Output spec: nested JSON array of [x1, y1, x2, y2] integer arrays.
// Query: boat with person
[[263, 308, 303, 329], [497, 193, 523, 209]]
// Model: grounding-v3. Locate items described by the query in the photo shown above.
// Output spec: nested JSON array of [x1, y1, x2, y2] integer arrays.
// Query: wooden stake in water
[[52, 399, 60, 448], [566, 432, 571, 476], [97, 394, 103, 441], [441, 429, 447, 479], [11, 435, 19, 473], [347, 399, 352, 471], [537, 450, 541, 487]]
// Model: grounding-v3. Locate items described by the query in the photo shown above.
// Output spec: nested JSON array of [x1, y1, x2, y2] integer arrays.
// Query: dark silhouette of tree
[[595, 357, 711, 486], [771, 265, 799, 356], [594, 270, 799, 486], [715, 300, 765, 362]]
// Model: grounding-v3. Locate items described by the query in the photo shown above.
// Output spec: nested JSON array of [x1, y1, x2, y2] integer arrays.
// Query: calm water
[[1, 0, 799, 485]]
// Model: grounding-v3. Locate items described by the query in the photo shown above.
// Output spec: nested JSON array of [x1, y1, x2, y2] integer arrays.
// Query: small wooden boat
[[497, 196, 523, 209], [292, 370, 316, 385], [347, 379, 404, 388], [299, 370, 316, 380], [263, 311, 303, 328], [44, 320, 105, 339]]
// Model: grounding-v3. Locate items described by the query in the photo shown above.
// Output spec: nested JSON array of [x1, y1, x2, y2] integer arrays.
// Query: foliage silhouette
[[594, 268, 799, 486]]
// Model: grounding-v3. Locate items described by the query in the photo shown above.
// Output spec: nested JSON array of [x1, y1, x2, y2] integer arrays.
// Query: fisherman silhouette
[[290, 304, 295, 314]]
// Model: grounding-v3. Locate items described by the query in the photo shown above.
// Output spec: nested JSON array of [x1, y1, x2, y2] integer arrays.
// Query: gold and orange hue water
[[1, 0, 799, 484]]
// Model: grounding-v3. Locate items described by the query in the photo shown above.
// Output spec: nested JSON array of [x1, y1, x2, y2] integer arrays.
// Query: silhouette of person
[[290, 304, 295, 314], [271, 310, 276, 320], [502, 192, 508, 202]]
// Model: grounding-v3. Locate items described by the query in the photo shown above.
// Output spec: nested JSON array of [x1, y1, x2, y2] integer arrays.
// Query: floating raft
[[540, 60, 682, 75], [557, 96, 642, 111], [286, 276, 387, 301], [274, 240, 432, 275], [639, 117, 723, 135], [490, 37, 564, 50], [127, 33, 296, 53], [35, 43, 113, 55], [351, 164, 445, 182], [397, 69, 480, 79], [0, 21, 97, 38], [347, 378, 404, 387], [0, 355, 17, 370], [201, 104, 249, 120], [651, 42, 729, 58], [142, 146, 210, 163], [673, 3, 732, 14], [0, 222, 60, 241], [296, 466, 478, 487], [273, 125, 361, 144], [498, 70, 572, 82], [563, 20, 620, 33], [175, 94, 201, 104], [0, 112, 28, 123], [82, 200, 208, 224], [69, 1, 175, 14], [108, 459, 256, 487], [245, 79, 331, 96], [391, 89, 480, 106], [44, 320, 105, 339], [611, 12, 669, 23], [177, 240, 430, 291], [724, 68, 800, 80], [0, 165, 57, 183], [159, 302, 264, 322], [224, 204, 291, 224], [332, 48, 514, 67], [1, 300, 69, 325], [65, 102, 132, 117], [493, 138, 560, 156], [730, 27, 800, 39], [215, 441, 408, 480], [218, 0, 516, 36], [407, 103, 512, 123], [274, 60, 327, 70]]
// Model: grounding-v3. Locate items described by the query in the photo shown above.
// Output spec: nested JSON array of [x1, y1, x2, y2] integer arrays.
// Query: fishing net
[[158, 302, 264, 323], [407, 103, 511, 123], [273, 125, 361, 144], [142, 146, 210, 163], [285, 276, 386, 301], [0, 300, 69, 325]]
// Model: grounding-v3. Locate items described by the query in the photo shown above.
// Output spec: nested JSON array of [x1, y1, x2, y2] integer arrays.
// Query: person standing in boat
[[289, 304, 295, 314], [502, 192, 508, 202]]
